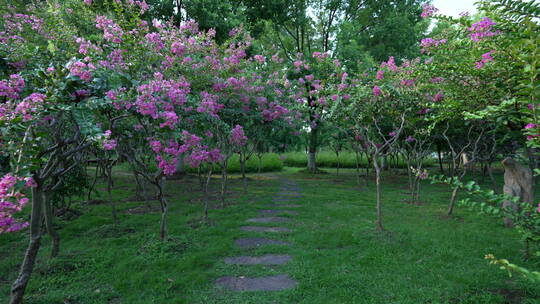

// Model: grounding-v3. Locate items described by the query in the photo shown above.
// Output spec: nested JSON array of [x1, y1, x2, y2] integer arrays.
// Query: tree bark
[[220, 159, 228, 207], [373, 155, 384, 231], [307, 127, 318, 172], [447, 186, 459, 216], [240, 152, 247, 193], [43, 192, 60, 258], [204, 168, 212, 221], [10, 186, 44, 304], [437, 143, 444, 174], [157, 176, 168, 241], [106, 166, 118, 224]]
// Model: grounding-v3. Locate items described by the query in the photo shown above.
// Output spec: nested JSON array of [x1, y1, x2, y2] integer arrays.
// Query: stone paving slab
[[265, 204, 301, 208], [224, 254, 292, 265], [240, 226, 292, 233], [234, 238, 291, 249], [215, 274, 298, 291], [272, 198, 297, 202], [247, 217, 290, 223], [259, 209, 299, 216]]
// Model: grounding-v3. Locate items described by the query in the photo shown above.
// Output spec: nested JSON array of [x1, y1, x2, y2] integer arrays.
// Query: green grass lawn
[[1, 167, 540, 303]]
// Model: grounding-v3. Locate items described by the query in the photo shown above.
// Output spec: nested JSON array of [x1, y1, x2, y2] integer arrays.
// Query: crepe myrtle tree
[[285, 52, 352, 173], [351, 84, 407, 232], [0, 67, 109, 304]]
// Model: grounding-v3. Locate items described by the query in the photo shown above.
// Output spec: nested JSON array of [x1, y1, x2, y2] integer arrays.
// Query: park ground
[[1, 165, 540, 304]]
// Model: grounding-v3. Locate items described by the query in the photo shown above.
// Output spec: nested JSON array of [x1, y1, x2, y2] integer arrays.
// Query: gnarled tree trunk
[[501, 157, 534, 227], [10, 186, 44, 304]]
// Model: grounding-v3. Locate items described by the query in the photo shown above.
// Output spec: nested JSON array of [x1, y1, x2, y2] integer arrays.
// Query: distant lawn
[[1, 167, 540, 303]]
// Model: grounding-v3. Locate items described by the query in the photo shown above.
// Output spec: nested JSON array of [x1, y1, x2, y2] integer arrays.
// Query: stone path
[[215, 179, 301, 292], [246, 216, 290, 223], [240, 226, 292, 233], [224, 254, 292, 265], [215, 275, 298, 291]]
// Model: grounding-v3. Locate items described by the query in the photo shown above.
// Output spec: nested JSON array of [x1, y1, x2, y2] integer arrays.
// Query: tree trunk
[[43, 192, 60, 258], [157, 176, 168, 241], [220, 159, 228, 207], [354, 150, 361, 186], [307, 127, 318, 172], [106, 166, 118, 224], [87, 163, 100, 201], [381, 156, 388, 171], [437, 143, 444, 174], [373, 155, 384, 231], [487, 163, 498, 194], [240, 152, 247, 193], [10, 186, 44, 304], [257, 154, 263, 174], [335, 151, 340, 176], [204, 169, 212, 221], [447, 186, 459, 216], [365, 152, 370, 184]]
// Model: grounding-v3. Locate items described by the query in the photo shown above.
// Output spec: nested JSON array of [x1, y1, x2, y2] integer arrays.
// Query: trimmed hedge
[[281, 151, 436, 168]]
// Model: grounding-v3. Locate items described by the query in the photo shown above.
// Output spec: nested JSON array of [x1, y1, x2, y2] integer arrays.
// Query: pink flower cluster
[[468, 17, 499, 42], [68, 60, 94, 82], [150, 131, 222, 174], [197, 91, 224, 118], [76, 37, 101, 55], [0, 12, 44, 44], [420, 38, 446, 53], [312, 52, 329, 60], [96, 16, 124, 43], [475, 50, 495, 69], [102, 130, 117, 150], [0, 74, 25, 99], [134, 76, 190, 123], [0, 174, 33, 234], [373, 85, 381, 97], [15, 93, 47, 121], [230, 125, 248, 146], [0, 75, 46, 121], [420, 3, 438, 18]]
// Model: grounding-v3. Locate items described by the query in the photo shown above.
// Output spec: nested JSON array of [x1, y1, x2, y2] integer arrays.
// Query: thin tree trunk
[[437, 143, 444, 174], [447, 186, 459, 216], [373, 155, 384, 231], [87, 163, 100, 201], [157, 176, 168, 241], [10, 186, 44, 304], [220, 159, 228, 207], [365, 152, 370, 184], [487, 163, 498, 193], [307, 127, 318, 172], [204, 168, 213, 221], [354, 150, 361, 186], [106, 166, 118, 224], [257, 154, 263, 173], [335, 151, 340, 176], [43, 192, 60, 258], [240, 152, 247, 193]]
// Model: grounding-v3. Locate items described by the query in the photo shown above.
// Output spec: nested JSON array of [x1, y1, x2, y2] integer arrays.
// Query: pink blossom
[[230, 125, 248, 146], [103, 139, 117, 150], [373, 85, 381, 97], [421, 3, 438, 18], [253, 55, 265, 63], [96, 15, 123, 43], [525, 123, 536, 129], [469, 17, 499, 42]]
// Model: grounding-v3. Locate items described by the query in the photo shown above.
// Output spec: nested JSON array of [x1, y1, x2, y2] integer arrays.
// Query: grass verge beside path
[[1, 168, 539, 303]]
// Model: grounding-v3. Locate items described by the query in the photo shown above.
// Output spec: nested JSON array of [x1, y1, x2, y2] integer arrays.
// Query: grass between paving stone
[[1, 167, 540, 303]]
